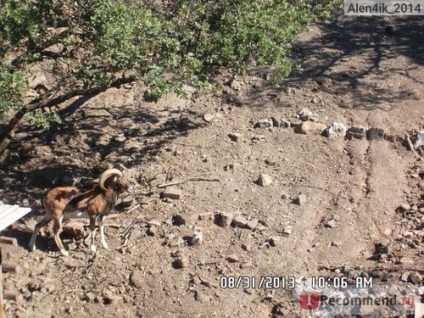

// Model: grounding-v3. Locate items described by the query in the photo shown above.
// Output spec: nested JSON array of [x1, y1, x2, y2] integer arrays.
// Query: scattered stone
[[172, 214, 192, 226], [241, 243, 251, 252], [399, 257, 414, 265], [325, 219, 337, 229], [269, 236, 282, 247], [162, 187, 182, 200], [358, 305, 389, 318], [294, 121, 326, 135], [227, 254, 240, 263], [270, 117, 280, 127], [63, 259, 79, 269], [264, 159, 276, 166], [281, 191, 289, 199], [203, 113, 216, 122], [245, 219, 258, 230], [412, 130, 424, 149], [289, 119, 302, 128], [330, 241, 341, 247], [366, 127, 385, 140], [130, 270, 144, 288], [102, 290, 122, 305], [218, 212, 234, 227], [28, 72, 48, 90], [298, 108, 318, 122], [114, 135, 126, 143], [281, 226, 292, 236], [273, 304, 291, 316], [230, 79, 242, 91], [345, 126, 367, 140], [280, 119, 291, 128], [84, 292, 97, 302], [409, 272, 422, 284], [228, 132, 241, 142], [401, 271, 411, 282], [257, 173, 273, 187], [399, 203, 411, 211], [147, 219, 161, 227], [324, 122, 347, 137], [254, 119, 273, 129], [191, 228, 203, 245], [173, 256, 189, 269], [233, 216, 248, 228], [147, 226, 157, 236], [292, 193, 307, 206], [166, 235, 185, 247], [402, 231, 413, 238]]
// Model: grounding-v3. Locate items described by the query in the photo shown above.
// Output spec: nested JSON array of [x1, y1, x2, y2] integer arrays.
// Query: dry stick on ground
[[406, 133, 422, 159], [126, 204, 141, 214], [118, 220, 136, 249], [157, 175, 221, 188]]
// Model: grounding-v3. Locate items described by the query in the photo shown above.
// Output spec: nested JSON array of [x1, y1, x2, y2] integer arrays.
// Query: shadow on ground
[[0, 92, 206, 209], [224, 15, 424, 111]]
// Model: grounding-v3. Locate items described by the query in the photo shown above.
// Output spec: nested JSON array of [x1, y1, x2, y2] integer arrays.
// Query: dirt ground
[[0, 14, 423, 318]]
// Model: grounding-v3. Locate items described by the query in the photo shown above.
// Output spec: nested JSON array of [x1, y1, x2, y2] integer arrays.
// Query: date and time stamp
[[344, 0, 424, 15], [219, 275, 373, 290]]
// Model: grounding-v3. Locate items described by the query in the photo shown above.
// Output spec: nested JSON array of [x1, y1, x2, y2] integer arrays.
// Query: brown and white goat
[[29, 167, 132, 256]]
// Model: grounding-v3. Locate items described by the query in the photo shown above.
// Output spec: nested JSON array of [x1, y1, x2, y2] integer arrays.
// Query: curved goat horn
[[99, 168, 123, 191]]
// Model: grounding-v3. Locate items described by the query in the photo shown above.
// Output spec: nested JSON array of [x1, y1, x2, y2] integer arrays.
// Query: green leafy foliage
[[0, 63, 27, 118], [0, 0, 342, 125], [26, 111, 61, 129]]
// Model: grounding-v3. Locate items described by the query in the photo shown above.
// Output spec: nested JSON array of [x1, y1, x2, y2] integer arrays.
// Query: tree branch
[[0, 75, 136, 155]]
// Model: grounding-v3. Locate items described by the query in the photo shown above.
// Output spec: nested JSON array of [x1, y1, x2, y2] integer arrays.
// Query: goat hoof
[[101, 241, 109, 250], [90, 245, 97, 253], [60, 250, 70, 257]]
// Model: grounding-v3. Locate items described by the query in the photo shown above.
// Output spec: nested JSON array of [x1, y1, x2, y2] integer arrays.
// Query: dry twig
[[157, 175, 221, 188], [406, 133, 422, 159]]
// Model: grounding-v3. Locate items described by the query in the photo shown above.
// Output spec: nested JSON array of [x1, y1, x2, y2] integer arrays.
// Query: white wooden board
[[0, 204, 32, 232]]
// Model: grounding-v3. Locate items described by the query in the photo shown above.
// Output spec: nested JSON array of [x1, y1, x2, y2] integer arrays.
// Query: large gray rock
[[324, 122, 347, 137], [294, 122, 326, 135], [413, 130, 424, 149], [346, 126, 367, 140], [366, 128, 385, 140], [254, 119, 273, 129], [257, 173, 272, 187], [298, 108, 318, 122]]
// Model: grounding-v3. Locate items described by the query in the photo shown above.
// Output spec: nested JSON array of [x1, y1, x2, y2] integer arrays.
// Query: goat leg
[[89, 216, 97, 253], [29, 214, 53, 252], [53, 216, 69, 256], [98, 215, 109, 250]]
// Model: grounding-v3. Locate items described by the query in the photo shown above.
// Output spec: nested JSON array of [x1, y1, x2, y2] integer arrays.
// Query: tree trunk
[[0, 76, 135, 156]]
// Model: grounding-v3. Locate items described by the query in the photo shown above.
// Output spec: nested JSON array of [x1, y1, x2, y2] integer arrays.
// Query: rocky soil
[[0, 14, 423, 318]]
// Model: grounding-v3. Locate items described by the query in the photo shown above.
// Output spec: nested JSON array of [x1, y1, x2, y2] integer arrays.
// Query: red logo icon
[[300, 291, 320, 309]]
